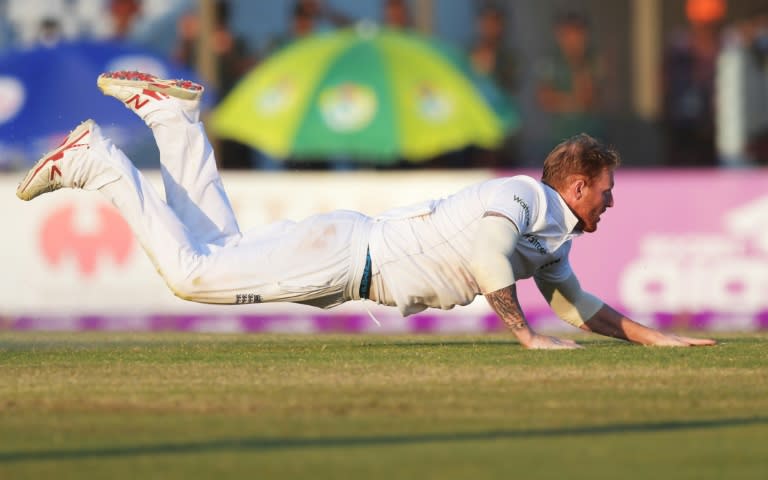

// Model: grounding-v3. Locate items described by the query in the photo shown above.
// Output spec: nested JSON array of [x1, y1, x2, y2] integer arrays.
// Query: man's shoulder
[[490, 175, 546, 197], [480, 175, 548, 223]]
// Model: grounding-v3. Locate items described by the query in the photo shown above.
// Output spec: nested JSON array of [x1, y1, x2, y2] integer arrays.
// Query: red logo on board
[[40, 204, 133, 276]]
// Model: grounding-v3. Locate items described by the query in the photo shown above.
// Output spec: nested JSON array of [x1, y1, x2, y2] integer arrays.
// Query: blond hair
[[541, 134, 620, 190]]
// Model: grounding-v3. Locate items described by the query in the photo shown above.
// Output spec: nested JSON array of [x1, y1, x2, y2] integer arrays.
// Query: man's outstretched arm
[[581, 304, 717, 346], [470, 214, 582, 349], [537, 273, 717, 347]]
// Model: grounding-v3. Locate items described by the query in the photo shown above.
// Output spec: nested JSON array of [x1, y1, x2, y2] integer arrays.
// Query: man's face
[[556, 23, 587, 59], [570, 168, 614, 233]]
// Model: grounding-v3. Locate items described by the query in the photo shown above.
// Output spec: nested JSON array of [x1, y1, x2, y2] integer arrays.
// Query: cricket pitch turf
[[1, 331, 767, 479]]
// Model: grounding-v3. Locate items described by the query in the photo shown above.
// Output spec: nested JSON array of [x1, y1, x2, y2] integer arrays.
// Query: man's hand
[[525, 334, 584, 350], [649, 333, 717, 347]]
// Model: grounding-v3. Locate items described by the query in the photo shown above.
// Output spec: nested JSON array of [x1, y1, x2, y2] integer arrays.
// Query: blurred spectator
[[290, 1, 317, 38], [718, 6, 768, 166], [742, 8, 768, 164], [264, 0, 352, 55], [35, 18, 64, 47], [382, 0, 411, 30], [108, 0, 142, 40], [468, 3, 519, 167], [662, 0, 726, 167], [470, 3, 517, 94], [263, 1, 319, 54], [174, 0, 257, 169], [2, 0, 187, 49], [535, 11, 604, 148], [261, 1, 354, 170], [302, 0, 353, 31], [100, 1, 191, 53]]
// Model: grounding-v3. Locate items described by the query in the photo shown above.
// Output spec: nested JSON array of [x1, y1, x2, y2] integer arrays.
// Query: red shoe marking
[[19, 129, 90, 193], [125, 94, 150, 110], [54, 135, 69, 149], [142, 89, 169, 100], [125, 90, 169, 110], [103, 71, 158, 82], [50, 165, 62, 181], [150, 83, 171, 91]]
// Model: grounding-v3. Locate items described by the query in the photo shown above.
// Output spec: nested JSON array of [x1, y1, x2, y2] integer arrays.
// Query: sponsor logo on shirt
[[539, 258, 562, 270], [525, 234, 548, 255], [513, 195, 531, 227]]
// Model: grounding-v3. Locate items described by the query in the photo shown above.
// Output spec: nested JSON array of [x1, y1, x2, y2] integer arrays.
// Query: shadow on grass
[[2, 416, 766, 463]]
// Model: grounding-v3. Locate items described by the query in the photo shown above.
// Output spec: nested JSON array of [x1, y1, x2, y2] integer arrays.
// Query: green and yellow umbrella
[[209, 23, 518, 165]]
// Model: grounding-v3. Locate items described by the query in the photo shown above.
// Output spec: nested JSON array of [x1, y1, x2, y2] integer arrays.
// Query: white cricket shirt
[[367, 175, 583, 316]]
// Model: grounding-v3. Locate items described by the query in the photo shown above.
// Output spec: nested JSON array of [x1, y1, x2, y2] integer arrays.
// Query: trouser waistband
[[359, 247, 372, 300], [344, 216, 373, 302]]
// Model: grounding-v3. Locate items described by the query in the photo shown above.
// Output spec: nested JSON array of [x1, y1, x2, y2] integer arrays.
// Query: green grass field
[[1, 331, 767, 479]]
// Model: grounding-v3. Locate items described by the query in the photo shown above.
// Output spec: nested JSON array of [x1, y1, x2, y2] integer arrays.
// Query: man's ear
[[570, 176, 587, 200]]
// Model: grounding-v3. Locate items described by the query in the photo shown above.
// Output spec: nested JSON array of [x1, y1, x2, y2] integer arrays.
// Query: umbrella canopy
[[210, 24, 518, 165], [0, 40, 206, 169]]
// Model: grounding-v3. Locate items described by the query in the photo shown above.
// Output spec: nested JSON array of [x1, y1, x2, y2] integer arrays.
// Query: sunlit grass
[[1, 332, 766, 479]]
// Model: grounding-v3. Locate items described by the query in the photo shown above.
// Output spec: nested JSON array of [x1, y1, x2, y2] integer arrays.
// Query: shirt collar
[[543, 183, 582, 235]]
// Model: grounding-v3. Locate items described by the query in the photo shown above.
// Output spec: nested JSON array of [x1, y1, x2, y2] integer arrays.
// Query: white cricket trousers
[[92, 112, 372, 309]]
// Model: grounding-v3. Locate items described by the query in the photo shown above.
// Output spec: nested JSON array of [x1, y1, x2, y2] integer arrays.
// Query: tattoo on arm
[[485, 286, 528, 331]]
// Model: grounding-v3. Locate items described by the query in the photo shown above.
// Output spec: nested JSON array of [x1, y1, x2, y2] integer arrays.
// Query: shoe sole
[[16, 119, 94, 201], [97, 71, 203, 101]]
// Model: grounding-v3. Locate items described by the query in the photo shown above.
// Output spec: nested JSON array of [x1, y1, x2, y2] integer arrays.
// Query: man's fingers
[[681, 336, 718, 346], [530, 343, 578, 350], [547, 342, 584, 350], [556, 338, 584, 349], [654, 334, 718, 347], [529, 336, 584, 350]]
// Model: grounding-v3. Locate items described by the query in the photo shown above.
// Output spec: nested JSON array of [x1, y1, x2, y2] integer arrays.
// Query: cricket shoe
[[97, 70, 204, 124], [16, 119, 118, 201]]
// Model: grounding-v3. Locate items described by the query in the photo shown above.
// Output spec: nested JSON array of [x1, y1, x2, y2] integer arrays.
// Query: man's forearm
[[486, 285, 584, 350], [484, 285, 534, 345], [581, 304, 664, 345]]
